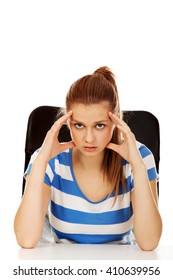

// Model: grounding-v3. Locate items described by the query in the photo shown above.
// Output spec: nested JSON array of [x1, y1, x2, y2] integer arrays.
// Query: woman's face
[[68, 102, 115, 156]]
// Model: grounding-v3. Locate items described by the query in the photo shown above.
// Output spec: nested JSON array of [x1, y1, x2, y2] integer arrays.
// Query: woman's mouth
[[83, 146, 97, 152]]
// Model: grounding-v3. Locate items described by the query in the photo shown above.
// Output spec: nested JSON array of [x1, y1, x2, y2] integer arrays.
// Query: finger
[[109, 112, 132, 134], [51, 111, 73, 133], [56, 110, 73, 126], [108, 112, 127, 127], [106, 142, 120, 153], [116, 124, 135, 144], [116, 124, 131, 134], [60, 141, 76, 152]]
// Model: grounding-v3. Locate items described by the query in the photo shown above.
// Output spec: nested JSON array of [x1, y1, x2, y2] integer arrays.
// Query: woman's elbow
[[137, 232, 162, 251], [135, 220, 163, 251], [14, 227, 39, 249], [14, 223, 41, 249], [138, 239, 160, 251], [15, 236, 39, 249]]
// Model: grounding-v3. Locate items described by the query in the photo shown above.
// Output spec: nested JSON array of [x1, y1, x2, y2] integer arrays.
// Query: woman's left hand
[[106, 112, 143, 166]]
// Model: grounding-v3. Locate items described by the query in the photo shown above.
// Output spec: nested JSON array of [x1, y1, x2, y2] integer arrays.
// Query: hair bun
[[93, 66, 117, 90], [94, 66, 111, 75]]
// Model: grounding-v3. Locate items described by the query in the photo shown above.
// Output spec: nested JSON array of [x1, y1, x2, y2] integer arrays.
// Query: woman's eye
[[75, 123, 84, 129], [96, 124, 105, 129]]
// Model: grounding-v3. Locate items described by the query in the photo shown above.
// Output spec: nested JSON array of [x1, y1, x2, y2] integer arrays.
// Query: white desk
[[16, 243, 173, 260]]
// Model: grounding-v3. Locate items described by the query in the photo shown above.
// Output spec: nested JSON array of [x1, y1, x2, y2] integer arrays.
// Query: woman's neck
[[72, 147, 104, 171]]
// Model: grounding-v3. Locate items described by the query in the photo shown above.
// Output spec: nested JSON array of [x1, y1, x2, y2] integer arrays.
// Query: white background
[[0, 0, 173, 262]]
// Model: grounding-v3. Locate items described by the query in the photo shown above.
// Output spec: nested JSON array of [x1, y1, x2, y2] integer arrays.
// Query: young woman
[[14, 66, 162, 250]]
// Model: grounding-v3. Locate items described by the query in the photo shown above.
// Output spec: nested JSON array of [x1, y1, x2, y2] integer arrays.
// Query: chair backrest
[[22, 106, 160, 195]]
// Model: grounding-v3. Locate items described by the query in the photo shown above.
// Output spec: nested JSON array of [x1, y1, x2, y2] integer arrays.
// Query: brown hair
[[66, 66, 124, 197]]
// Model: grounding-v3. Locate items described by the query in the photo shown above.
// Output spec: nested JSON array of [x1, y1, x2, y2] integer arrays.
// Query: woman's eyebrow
[[70, 118, 109, 124], [70, 118, 82, 123]]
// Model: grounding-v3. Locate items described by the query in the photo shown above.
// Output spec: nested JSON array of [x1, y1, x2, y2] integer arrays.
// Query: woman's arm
[[14, 111, 75, 248], [131, 162, 162, 251], [107, 112, 162, 250], [14, 158, 51, 248]]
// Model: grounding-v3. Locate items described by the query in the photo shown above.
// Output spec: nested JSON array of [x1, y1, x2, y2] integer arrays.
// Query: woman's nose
[[84, 129, 95, 143]]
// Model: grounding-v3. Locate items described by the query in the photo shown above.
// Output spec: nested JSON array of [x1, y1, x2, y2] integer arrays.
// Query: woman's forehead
[[70, 101, 110, 112], [70, 102, 111, 123]]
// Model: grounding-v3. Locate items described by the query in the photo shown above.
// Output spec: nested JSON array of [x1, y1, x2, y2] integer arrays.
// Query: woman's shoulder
[[28, 148, 72, 168], [122, 141, 156, 173], [53, 148, 72, 164], [136, 141, 153, 158]]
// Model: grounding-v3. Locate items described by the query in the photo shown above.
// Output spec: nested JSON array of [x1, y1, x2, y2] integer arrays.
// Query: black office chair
[[22, 106, 160, 195]]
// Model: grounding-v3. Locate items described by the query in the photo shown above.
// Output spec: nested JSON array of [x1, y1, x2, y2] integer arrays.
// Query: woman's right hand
[[37, 111, 75, 163]]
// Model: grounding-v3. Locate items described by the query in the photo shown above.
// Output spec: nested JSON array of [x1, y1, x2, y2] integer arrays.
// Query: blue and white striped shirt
[[25, 141, 158, 244]]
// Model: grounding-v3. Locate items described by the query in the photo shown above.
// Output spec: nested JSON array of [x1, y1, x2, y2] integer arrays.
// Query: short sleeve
[[131, 142, 159, 188], [24, 149, 54, 187]]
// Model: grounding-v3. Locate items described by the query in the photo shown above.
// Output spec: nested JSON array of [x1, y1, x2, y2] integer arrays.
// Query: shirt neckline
[[69, 148, 109, 204]]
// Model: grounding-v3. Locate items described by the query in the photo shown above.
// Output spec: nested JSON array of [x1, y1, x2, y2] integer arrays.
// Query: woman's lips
[[83, 146, 97, 151]]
